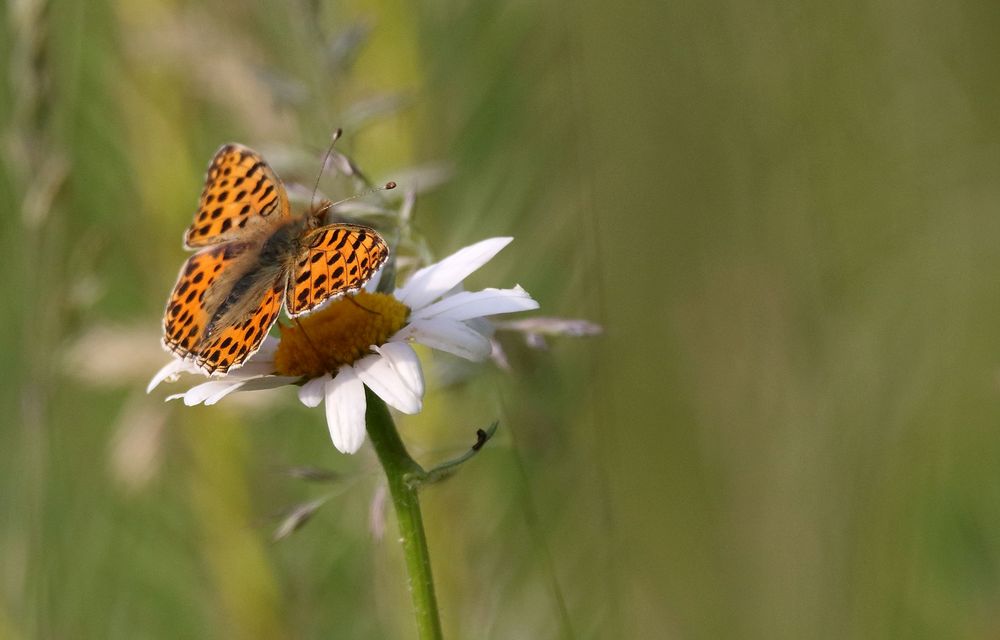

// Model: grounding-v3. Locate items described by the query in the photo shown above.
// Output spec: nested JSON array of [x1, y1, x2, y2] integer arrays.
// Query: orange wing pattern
[[163, 243, 245, 359], [163, 242, 284, 374], [285, 224, 389, 317], [184, 143, 290, 248], [192, 279, 285, 374]]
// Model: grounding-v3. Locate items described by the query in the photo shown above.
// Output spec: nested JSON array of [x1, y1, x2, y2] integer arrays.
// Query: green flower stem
[[364, 389, 443, 640]]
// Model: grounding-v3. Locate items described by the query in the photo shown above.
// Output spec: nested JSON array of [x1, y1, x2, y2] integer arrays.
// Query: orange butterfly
[[162, 143, 389, 375]]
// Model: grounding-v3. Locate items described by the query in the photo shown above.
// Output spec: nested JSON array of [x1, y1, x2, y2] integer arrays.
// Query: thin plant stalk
[[364, 389, 443, 640]]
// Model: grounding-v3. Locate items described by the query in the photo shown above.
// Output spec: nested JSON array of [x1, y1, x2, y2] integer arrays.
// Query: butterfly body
[[258, 214, 314, 265], [162, 144, 389, 375]]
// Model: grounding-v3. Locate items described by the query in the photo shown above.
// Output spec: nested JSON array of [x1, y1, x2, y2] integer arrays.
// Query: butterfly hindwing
[[184, 143, 290, 248], [285, 224, 389, 316], [193, 275, 285, 374]]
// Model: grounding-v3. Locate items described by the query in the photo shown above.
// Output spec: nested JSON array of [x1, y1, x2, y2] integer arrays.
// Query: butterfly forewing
[[285, 224, 389, 316], [163, 243, 247, 359], [185, 143, 290, 248]]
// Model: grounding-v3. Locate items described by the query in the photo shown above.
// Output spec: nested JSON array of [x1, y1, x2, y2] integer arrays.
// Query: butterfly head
[[306, 199, 335, 229], [308, 181, 398, 228]]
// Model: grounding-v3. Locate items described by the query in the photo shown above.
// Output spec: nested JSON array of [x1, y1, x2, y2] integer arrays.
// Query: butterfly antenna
[[346, 295, 380, 315], [310, 128, 344, 212], [291, 316, 329, 371], [312, 181, 397, 219]]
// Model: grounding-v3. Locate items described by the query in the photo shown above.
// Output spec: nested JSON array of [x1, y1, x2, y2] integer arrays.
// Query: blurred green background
[[4, 0, 1000, 638]]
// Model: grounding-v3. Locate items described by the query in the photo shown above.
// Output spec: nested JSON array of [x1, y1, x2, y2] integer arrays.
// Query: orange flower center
[[274, 292, 409, 378]]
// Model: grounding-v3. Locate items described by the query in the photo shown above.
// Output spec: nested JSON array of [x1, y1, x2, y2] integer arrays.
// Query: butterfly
[[162, 143, 390, 375]]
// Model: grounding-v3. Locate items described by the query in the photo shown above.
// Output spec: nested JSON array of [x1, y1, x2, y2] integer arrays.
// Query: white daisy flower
[[148, 237, 538, 454]]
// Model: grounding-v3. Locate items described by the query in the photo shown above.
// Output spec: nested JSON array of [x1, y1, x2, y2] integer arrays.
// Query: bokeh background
[[3, 0, 1000, 638]]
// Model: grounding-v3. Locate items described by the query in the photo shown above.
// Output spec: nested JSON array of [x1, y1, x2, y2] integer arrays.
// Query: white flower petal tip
[[204, 384, 244, 406], [254, 335, 281, 359], [373, 342, 425, 398], [147, 358, 200, 394], [411, 286, 539, 321], [364, 265, 386, 293], [175, 380, 243, 406], [394, 237, 514, 310], [298, 375, 330, 408], [355, 355, 422, 414], [325, 367, 368, 454]]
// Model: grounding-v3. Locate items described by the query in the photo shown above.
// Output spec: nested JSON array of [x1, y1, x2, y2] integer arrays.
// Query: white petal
[[147, 358, 200, 393], [203, 383, 247, 405], [355, 354, 422, 414], [168, 375, 298, 406], [364, 265, 385, 293], [176, 380, 245, 406], [298, 374, 329, 408], [227, 336, 280, 377], [231, 375, 300, 392], [229, 360, 275, 378], [254, 335, 280, 360], [325, 367, 367, 454], [393, 318, 492, 361], [465, 316, 495, 339], [410, 286, 539, 321], [394, 237, 513, 311], [373, 342, 424, 398]]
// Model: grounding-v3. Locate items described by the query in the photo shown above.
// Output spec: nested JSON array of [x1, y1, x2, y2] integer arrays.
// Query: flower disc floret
[[274, 292, 409, 378]]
